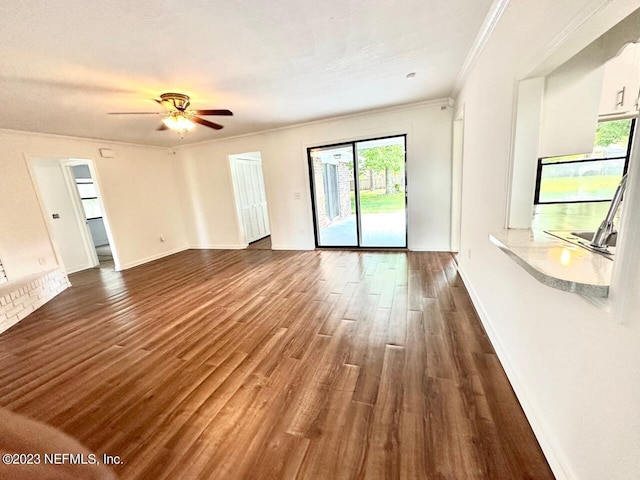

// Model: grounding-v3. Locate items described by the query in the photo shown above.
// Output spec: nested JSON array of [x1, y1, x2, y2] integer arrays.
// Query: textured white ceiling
[[0, 0, 493, 146]]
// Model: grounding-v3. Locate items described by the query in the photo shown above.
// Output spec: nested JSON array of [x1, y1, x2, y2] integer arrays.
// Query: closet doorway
[[229, 152, 271, 249]]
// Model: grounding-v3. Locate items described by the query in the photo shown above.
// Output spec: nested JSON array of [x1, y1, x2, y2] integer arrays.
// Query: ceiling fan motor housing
[[160, 92, 191, 111]]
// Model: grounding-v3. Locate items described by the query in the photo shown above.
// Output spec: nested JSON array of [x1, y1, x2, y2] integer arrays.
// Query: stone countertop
[[489, 229, 612, 298]]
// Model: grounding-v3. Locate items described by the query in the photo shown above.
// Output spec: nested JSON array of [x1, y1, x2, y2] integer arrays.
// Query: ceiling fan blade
[[194, 109, 233, 116], [157, 124, 168, 131], [108, 112, 163, 115], [193, 116, 224, 130]]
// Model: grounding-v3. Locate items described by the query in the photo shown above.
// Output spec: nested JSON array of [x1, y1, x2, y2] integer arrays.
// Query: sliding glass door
[[308, 135, 407, 248]]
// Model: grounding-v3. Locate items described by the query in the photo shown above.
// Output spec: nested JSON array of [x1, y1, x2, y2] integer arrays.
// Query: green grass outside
[[350, 189, 405, 214], [539, 175, 621, 202]]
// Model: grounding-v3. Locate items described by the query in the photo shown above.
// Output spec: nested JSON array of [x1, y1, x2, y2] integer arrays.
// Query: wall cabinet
[[599, 43, 640, 116]]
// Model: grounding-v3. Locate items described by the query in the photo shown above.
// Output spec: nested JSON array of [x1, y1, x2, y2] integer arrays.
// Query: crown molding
[[172, 97, 452, 150], [450, 0, 511, 97], [0, 127, 171, 151]]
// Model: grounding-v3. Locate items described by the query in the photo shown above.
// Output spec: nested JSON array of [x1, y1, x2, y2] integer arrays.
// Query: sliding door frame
[[307, 134, 408, 250]]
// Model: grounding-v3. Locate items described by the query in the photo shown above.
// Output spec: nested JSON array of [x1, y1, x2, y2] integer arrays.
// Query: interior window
[[534, 119, 634, 204], [75, 178, 103, 219]]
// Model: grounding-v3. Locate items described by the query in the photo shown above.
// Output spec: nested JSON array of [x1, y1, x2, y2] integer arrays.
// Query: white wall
[[509, 77, 545, 228], [31, 159, 95, 273], [539, 56, 604, 158], [0, 129, 189, 280], [455, 2, 640, 479], [176, 101, 453, 251]]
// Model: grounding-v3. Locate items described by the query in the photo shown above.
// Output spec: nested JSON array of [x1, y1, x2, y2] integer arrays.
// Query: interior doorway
[[229, 151, 272, 249], [30, 158, 117, 273], [308, 135, 407, 248], [69, 164, 114, 265]]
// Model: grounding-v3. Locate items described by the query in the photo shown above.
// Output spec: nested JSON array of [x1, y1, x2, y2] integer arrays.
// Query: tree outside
[[594, 119, 631, 148], [349, 144, 405, 214], [358, 145, 404, 195]]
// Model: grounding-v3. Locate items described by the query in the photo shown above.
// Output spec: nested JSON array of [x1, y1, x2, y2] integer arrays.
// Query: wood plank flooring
[[247, 236, 272, 250], [0, 249, 554, 480]]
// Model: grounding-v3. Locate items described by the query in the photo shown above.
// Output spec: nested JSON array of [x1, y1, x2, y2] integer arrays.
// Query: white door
[[31, 159, 97, 273], [235, 158, 270, 243]]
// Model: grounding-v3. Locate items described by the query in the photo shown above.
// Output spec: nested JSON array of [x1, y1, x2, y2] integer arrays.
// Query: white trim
[[227, 156, 247, 246], [118, 246, 189, 270], [456, 264, 573, 480], [188, 244, 247, 250], [173, 98, 451, 149], [598, 111, 640, 122], [271, 244, 313, 251], [65, 264, 93, 275], [451, 109, 465, 252], [451, 0, 511, 96], [407, 247, 452, 252]]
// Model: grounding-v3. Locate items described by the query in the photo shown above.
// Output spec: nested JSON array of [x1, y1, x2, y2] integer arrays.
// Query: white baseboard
[[271, 244, 313, 251], [118, 246, 189, 271], [188, 244, 247, 250], [408, 247, 453, 252], [66, 262, 95, 274], [457, 264, 572, 480]]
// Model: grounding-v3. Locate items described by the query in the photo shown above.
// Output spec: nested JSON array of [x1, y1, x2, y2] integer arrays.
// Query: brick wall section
[[0, 268, 70, 334], [0, 261, 7, 285], [313, 158, 329, 229], [338, 163, 352, 217], [313, 158, 355, 229]]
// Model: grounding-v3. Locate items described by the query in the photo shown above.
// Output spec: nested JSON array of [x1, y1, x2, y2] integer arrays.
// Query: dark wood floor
[[247, 236, 272, 250], [0, 249, 553, 480]]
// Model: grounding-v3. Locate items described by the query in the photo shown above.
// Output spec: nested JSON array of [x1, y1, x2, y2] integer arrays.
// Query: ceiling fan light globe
[[162, 113, 195, 132]]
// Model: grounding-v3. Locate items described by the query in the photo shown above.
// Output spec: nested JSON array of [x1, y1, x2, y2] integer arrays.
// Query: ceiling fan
[[108, 92, 233, 136]]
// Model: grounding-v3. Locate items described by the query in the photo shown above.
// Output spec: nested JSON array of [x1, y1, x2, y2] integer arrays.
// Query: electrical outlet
[[467, 249, 472, 260], [294, 192, 301, 200]]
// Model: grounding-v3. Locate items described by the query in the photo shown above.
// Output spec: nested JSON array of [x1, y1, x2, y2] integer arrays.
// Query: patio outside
[[319, 190, 406, 247]]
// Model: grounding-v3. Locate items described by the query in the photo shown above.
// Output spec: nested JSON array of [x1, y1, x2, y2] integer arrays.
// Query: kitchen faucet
[[590, 174, 628, 250]]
